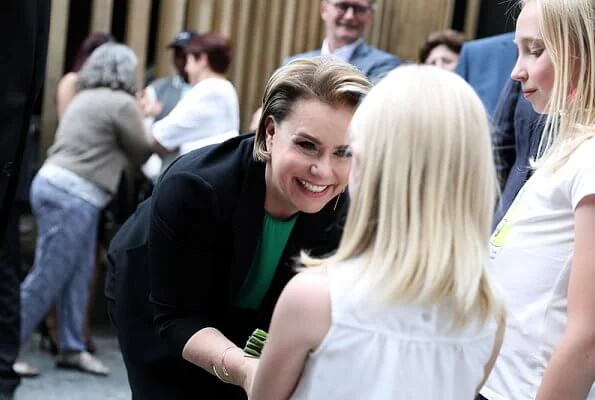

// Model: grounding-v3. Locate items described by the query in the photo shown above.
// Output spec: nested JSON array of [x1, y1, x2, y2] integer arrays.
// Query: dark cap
[[167, 30, 198, 49]]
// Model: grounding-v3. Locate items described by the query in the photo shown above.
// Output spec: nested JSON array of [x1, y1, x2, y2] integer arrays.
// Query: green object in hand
[[243, 329, 269, 358]]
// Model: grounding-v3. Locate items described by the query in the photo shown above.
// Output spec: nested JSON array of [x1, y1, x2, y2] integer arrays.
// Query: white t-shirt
[[290, 258, 498, 400], [152, 77, 240, 152], [482, 137, 595, 400]]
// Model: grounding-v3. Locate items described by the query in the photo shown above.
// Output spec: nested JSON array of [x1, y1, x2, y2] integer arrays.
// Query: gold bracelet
[[220, 345, 235, 378], [212, 346, 235, 383], [212, 363, 231, 383]]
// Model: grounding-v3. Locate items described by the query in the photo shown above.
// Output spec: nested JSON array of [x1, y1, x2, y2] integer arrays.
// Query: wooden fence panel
[[90, 0, 113, 33], [279, 0, 299, 63], [39, 0, 70, 159], [464, 0, 482, 39], [155, 0, 187, 78], [40, 0, 470, 156], [369, 0, 385, 46], [219, 0, 236, 38], [243, 0, 269, 119], [125, 0, 152, 85], [231, 0, 254, 115], [307, 0, 323, 51], [187, 0, 216, 32], [263, 0, 284, 81]]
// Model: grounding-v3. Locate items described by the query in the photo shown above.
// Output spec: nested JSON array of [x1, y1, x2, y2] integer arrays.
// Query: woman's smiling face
[[264, 98, 354, 218]]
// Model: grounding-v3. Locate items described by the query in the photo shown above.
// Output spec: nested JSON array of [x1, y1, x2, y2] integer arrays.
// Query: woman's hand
[[136, 89, 163, 117], [241, 356, 259, 396]]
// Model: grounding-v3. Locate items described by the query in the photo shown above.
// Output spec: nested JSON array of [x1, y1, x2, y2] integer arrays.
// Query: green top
[[236, 212, 298, 309]]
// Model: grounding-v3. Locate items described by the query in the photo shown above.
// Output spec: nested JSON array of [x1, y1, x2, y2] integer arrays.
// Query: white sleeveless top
[[290, 259, 498, 400]]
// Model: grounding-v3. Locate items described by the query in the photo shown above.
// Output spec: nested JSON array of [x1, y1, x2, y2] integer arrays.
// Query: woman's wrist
[[224, 347, 249, 386], [182, 327, 250, 387], [210, 345, 247, 386], [211, 345, 235, 383]]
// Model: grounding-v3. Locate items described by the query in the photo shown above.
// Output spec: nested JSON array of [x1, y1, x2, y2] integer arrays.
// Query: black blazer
[[0, 1, 50, 239], [107, 134, 347, 356]]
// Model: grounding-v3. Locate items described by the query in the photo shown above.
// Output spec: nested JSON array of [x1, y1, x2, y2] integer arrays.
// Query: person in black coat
[[106, 57, 372, 399], [0, 2, 50, 399], [491, 78, 544, 229]]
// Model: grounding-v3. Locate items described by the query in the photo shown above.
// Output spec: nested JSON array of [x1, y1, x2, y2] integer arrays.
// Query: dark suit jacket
[[107, 134, 347, 356], [0, 1, 50, 241], [491, 79, 544, 228], [284, 40, 400, 83], [455, 32, 517, 116]]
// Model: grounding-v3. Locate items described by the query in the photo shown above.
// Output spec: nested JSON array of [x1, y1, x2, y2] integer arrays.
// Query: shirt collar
[[172, 74, 188, 88], [320, 38, 364, 62]]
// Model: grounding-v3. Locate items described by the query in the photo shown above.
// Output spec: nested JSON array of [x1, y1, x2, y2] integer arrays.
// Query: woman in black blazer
[[106, 57, 371, 399]]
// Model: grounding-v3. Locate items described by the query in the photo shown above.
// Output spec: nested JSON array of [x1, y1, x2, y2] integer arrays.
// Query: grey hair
[[77, 43, 138, 95]]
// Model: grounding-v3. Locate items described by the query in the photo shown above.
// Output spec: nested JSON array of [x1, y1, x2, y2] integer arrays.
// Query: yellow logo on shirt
[[491, 184, 529, 248]]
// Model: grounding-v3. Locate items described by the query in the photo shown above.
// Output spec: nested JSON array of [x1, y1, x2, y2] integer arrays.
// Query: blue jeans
[[20, 175, 100, 352]]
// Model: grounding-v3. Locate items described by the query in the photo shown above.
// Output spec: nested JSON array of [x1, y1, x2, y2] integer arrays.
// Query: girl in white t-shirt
[[249, 65, 506, 400], [480, 1, 595, 399]]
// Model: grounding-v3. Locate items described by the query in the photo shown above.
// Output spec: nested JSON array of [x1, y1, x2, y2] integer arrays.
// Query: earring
[[333, 189, 345, 211]]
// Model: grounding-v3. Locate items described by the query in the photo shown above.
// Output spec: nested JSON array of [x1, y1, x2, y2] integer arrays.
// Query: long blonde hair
[[528, 0, 595, 170], [302, 65, 503, 327]]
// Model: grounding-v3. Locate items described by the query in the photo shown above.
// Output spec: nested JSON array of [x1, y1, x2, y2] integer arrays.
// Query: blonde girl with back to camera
[[480, 0, 595, 399], [249, 65, 506, 400]]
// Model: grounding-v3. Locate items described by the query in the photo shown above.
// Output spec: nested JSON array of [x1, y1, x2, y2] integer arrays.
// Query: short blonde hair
[[303, 65, 503, 328], [253, 57, 371, 162], [526, 0, 595, 169]]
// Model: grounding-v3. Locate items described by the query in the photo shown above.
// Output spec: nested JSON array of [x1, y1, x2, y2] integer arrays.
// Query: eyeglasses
[[326, 1, 374, 16]]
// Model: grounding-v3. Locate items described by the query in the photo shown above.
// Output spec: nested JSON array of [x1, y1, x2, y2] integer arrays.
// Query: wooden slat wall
[[39, 0, 70, 160], [40, 0, 470, 155], [187, 0, 216, 32], [464, 0, 482, 39], [125, 0, 152, 85], [155, 0, 187, 78], [90, 0, 114, 33]]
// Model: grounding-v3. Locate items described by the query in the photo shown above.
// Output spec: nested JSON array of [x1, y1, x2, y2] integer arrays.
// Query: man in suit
[[491, 78, 544, 229], [284, 0, 400, 82], [0, 2, 51, 399], [455, 32, 517, 117]]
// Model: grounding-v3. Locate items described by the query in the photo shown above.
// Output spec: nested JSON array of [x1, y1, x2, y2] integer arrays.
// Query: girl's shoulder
[[557, 135, 595, 178], [276, 266, 331, 338], [290, 266, 330, 295], [282, 266, 332, 313]]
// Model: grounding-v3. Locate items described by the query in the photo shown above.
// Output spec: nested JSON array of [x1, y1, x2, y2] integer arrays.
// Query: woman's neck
[[192, 70, 225, 85]]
